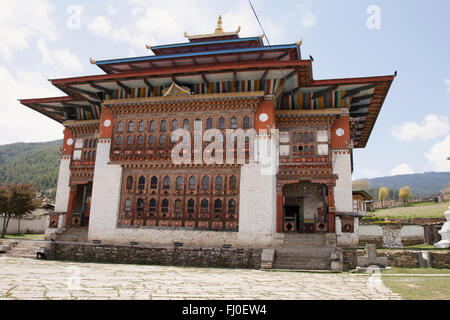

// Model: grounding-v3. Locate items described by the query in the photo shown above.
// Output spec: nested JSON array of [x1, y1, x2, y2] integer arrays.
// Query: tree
[[399, 186, 412, 206], [1, 184, 39, 238], [0, 186, 10, 239], [378, 187, 389, 208], [352, 179, 370, 191]]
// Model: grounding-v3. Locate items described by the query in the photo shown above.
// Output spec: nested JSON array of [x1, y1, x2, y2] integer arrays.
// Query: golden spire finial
[[215, 15, 224, 34]]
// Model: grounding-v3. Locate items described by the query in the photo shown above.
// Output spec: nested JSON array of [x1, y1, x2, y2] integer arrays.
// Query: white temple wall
[[335, 216, 359, 247], [332, 151, 352, 212], [54, 156, 71, 213]]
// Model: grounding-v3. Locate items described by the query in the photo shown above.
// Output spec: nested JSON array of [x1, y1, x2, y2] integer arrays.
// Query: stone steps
[[55, 227, 88, 242], [5, 240, 50, 258], [273, 247, 333, 270]]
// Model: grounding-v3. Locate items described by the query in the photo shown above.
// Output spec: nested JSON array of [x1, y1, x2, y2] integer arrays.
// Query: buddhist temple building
[[20, 17, 394, 248]]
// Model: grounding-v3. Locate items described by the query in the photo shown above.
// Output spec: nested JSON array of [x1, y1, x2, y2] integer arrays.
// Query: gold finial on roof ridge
[[215, 15, 224, 34]]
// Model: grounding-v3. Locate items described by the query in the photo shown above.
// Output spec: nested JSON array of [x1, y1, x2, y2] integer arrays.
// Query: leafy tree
[[0, 186, 9, 238], [352, 179, 370, 191], [1, 184, 39, 238], [399, 186, 412, 206], [378, 187, 389, 207]]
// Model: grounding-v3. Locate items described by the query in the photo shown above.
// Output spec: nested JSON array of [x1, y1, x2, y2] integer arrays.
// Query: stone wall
[[0, 215, 47, 234], [359, 224, 424, 247], [430, 252, 450, 269], [50, 242, 262, 269], [343, 250, 421, 271]]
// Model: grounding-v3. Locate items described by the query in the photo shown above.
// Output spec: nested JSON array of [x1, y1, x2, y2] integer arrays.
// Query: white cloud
[[87, 16, 112, 37], [0, 66, 63, 145], [0, 0, 57, 61], [424, 135, 450, 172], [108, 4, 120, 16], [37, 40, 83, 75], [390, 163, 414, 176], [392, 114, 450, 142], [353, 168, 381, 179], [295, 2, 318, 29], [446, 78, 450, 92], [87, 0, 287, 51]]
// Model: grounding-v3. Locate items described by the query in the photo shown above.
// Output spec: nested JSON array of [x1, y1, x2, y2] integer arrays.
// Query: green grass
[[382, 275, 450, 300], [381, 267, 450, 274], [1, 234, 45, 240], [366, 202, 447, 219]]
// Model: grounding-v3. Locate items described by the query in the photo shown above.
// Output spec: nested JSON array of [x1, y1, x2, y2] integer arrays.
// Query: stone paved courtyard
[[0, 256, 401, 300]]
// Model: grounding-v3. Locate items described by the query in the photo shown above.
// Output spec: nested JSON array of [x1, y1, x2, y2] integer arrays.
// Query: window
[[163, 176, 170, 190], [124, 198, 131, 212], [149, 199, 156, 216], [202, 176, 209, 190], [310, 132, 315, 142], [218, 117, 225, 129], [117, 121, 124, 133], [230, 117, 237, 129], [176, 176, 183, 190], [293, 133, 297, 144], [126, 176, 133, 190], [160, 120, 167, 132], [183, 119, 189, 130], [228, 199, 236, 215], [148, 135, 154, 146], [160, 135, 166, 145], [161, 199, 169, 215], [214, 199, 223, 216], [137, 198, 144, 216], [149, 121, 156, 132], [304, 132, 309, 143], [128, 121, 134, 132], [187, 199, 195, 215], [172, 119, 178, 130], [206, 118, 213, 129], [194, 118, 202, 130], [138, 121, 145, 132], [215, 176, 223, 191], [310, 146, 314, 153], [127, 136, 133, 145], [84, 139, 89, 148], [137, 135, 144, 145], [174, 199, 182, 216], [150, 176, 158, 189], [243, 116, 250, 129], [201, 199, 209, 213], [353, 200, 358, 212], [138, 176, 145, 190], [229, 176, 237, 191], [89, 139, 94, 148], [189, 176, 196, 190]]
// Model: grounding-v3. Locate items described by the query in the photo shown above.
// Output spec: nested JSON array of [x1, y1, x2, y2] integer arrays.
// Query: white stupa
[[434, 205, 450, 249]]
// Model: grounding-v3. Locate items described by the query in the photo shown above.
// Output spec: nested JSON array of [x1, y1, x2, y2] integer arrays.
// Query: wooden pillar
[[327, 184, 336, 233], [276, 184, 283, 233], [65, 185, 77, 227]]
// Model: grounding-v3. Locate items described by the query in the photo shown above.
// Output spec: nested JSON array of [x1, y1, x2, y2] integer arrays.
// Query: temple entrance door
[[71, 182, 92, 227], [283, 196, 304, 233]]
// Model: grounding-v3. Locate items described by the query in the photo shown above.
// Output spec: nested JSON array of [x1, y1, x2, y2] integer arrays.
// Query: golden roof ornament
[[90, 57, 96, 65], [215, 15, 224, 34]]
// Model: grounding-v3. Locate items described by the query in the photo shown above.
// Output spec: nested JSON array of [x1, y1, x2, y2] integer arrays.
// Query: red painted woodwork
[[255, 100, 275, 131], [62, 128, 75, 155], [330, 116, 350, 150], [276, 192, 283, 233]]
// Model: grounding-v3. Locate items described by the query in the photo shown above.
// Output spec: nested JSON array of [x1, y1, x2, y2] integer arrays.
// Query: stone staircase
[[55, 227, 88, 242], [271, 233, 338, 270], [0, 239, 19, 253], [273, 247, 334, 270], [1, 240, 50, 258]]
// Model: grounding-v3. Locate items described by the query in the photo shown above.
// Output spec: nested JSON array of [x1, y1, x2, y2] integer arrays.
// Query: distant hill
[[0, 140, 62, 200], [361, 172, 450, 199]]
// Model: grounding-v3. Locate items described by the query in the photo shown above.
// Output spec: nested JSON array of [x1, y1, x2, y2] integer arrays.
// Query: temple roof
[[19, 16, 395, 149]]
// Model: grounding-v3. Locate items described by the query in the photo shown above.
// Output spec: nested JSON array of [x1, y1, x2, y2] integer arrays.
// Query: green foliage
[[0, 140, 61, 200], [399, 186, 412, 203], [378, 187, 389, 201]]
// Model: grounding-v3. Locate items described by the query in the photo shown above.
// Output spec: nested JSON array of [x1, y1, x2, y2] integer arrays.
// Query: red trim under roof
[[51, 60, 312, 85], [306, 75, 395, 86]]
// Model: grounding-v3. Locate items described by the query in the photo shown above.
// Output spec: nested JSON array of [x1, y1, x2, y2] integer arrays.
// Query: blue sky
[[0, 0, 449, 179]]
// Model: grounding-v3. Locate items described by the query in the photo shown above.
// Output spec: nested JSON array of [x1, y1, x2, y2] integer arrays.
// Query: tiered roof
[[20, 16, 394, 148]]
